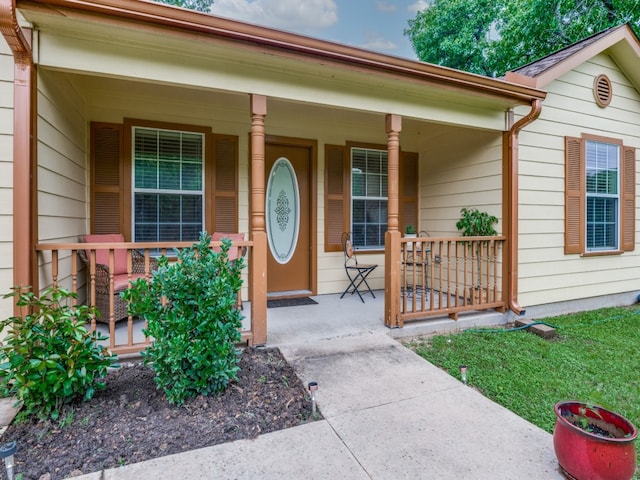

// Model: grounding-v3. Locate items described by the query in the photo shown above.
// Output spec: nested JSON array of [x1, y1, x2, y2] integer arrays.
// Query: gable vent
[[593, 74, 612, 107]]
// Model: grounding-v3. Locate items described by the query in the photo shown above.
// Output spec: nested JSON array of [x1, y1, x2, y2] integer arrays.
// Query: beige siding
[[0, 39, 13, 321], [517, 53, 640, 308], [37, 69, 88, 291], [420, 128, 504, 236]]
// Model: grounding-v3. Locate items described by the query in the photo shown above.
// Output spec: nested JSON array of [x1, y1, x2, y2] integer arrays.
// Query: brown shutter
[[212, 135, 238, 233], [622, 146, 636, 252], [325, 144, 348, 251], [400, 151, 419, 233], [565, 136, 584, 254], [91, 122, 123, 234]]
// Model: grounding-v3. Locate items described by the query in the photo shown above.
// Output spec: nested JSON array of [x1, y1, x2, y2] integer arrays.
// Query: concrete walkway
[[70, 292, 565, 480]]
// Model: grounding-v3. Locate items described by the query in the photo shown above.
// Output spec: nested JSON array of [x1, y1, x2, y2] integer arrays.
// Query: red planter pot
[[553, 401, 638, 480]]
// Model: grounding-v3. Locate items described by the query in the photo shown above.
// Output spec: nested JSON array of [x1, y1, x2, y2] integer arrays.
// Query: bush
[[122, 232, 244, 405], [0, 287, 116, 421]]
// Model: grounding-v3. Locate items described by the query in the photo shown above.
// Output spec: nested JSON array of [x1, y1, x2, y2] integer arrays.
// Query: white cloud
[[376, 1, 397, 13], [209, 0, 338, 30], [407, 0, 430, 14], [359, 32, 397, 52]]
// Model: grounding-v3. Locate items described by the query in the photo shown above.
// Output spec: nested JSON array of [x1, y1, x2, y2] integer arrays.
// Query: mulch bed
[[1, 347, 317, 480]]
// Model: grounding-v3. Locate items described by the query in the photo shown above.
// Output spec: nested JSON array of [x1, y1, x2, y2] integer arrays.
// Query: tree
[[406, 0, 640, 77], [154, 0, 214, 13]]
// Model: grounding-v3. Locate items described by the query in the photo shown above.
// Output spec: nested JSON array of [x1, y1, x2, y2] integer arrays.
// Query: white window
[[351, 147, 388, 249], [585, 139, 619, 251], [132, 127, 205, 242]]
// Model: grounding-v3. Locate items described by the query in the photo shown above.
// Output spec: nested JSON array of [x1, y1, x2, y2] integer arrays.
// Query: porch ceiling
[[20, 1, 543, 132], [57, 71, 488, 156]]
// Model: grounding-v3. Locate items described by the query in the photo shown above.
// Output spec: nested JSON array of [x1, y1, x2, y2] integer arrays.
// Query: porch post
[[0, 1, 35, 315], [385, 114, 402, 328], [249, 94, 268, 345]]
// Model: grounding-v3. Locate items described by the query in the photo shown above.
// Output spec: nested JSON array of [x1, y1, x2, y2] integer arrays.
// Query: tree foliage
[[406, 0, 640, 77], [154, 0, 214, 13]]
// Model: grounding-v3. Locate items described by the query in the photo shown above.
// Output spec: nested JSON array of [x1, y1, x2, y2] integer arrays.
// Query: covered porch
[[4, 0, 546, 354]]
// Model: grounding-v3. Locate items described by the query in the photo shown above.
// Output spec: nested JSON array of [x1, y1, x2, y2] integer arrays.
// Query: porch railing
[[35, 239, 265, 356], [398, 235, 506, 324]]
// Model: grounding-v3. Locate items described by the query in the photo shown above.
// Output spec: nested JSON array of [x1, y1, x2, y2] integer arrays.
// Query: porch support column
[[249, 94, 267, 345], [0, 0, 35, 315], [504, 100, 541, 316], [385, 114, 401, 328]]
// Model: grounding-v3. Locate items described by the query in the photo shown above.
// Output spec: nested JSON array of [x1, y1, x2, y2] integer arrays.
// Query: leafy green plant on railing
[[122, 232, 244, 406], [0, 287, 116, 421], [455, 207, 498, 238]]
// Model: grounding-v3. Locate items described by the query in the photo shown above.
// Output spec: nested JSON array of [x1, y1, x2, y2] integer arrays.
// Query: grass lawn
[[406, 305, 640, 478]]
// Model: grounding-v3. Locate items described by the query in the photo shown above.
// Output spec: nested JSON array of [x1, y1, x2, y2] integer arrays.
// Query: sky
[[208, 0, 430, 60]]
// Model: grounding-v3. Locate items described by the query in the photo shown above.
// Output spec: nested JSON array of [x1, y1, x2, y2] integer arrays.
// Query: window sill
[[581, 250, 623, 257]]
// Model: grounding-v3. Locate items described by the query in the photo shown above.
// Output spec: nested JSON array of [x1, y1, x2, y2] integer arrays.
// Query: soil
[[1, 347, 317, 480]]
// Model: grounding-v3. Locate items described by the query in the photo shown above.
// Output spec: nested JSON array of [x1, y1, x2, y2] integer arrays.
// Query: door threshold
[[267, 290, 313, 300]]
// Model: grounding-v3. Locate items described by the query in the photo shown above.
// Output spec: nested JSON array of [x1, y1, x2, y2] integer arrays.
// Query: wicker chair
[[78, 234, 157, 323]]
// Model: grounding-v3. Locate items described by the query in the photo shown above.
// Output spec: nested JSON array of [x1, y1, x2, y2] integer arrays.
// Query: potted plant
[[405, 225, 417, 251], [553, 401, 638, 480], [455, 208, 498, 303]]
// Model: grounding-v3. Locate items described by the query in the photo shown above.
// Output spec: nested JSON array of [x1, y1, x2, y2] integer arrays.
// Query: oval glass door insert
[[266, 157, 300, 264]]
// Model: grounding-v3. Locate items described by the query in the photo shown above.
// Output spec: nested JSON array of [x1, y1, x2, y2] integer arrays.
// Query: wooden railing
[[35, 239, 264, 355], [399, 235, 506, 323]]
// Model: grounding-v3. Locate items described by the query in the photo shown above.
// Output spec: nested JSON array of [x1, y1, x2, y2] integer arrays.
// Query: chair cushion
[[83, 234, 129, 275], [212, 232, 245, 262], [113, 273, 149, 292]]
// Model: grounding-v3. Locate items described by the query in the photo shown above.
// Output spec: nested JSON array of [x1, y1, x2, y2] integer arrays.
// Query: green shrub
[[122, 232, 244, 405], [0, 287, 116, 421]]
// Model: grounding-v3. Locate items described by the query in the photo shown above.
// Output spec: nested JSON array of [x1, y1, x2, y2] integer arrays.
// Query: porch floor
[[97, 290, 511, 350]]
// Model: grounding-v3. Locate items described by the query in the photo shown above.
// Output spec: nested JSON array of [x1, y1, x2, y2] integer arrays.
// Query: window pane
[[159, 194, 181, 223], [182, 195, 202, 223], [159, 160, 180, 190], [159, 131, 181, 161], [135, 159, 157, 189], [182, 162, 202, 191]]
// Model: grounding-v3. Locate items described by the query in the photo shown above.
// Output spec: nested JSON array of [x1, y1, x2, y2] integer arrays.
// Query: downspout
[[506, 99, 542, 315], [0, 0, 34, 313]]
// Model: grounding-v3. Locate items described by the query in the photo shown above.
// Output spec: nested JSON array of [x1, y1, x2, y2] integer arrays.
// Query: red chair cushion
[[82, 234, 129, 275]]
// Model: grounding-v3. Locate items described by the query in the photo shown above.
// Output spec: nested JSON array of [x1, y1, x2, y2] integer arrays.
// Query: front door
[[265, 141, 313, 296]]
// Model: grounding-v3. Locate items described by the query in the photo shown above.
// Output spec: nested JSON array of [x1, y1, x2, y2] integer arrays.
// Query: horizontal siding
[[36, 70, 88, 293], [0, 45, 12, 319], [517, 52, 640, 308], [421, 128, 503, 236]]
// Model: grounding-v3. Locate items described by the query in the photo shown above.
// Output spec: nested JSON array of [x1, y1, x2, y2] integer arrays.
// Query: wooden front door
[[265, 140, 312, 296]]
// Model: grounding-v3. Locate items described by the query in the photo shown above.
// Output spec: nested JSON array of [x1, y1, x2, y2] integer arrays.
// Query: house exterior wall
[[36, 69, 89, 291], [419, 128, 504, 236], [0, 39, 13, 320], [517, 52, 640, 310]]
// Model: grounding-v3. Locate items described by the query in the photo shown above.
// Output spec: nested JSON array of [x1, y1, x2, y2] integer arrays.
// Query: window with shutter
[[91, 120, 238, 240], [324, 143, 418, 252], [564, 134, 635, 255]]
